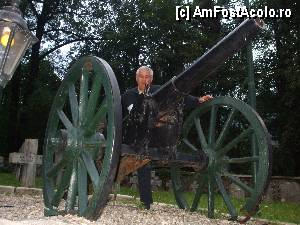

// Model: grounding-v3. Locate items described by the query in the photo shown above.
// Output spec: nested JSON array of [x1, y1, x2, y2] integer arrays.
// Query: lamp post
[[0, 0, 38, 100]]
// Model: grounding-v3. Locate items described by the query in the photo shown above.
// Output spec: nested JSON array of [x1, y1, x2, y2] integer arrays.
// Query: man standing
[[121, 66, 212, 210]]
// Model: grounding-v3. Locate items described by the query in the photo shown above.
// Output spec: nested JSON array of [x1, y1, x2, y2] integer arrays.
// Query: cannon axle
[[120, 144, 209, 170]]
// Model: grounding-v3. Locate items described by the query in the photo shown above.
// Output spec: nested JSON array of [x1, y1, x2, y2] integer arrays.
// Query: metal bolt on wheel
[[171, 96, 272, 221], [42, 56, 122, 220]]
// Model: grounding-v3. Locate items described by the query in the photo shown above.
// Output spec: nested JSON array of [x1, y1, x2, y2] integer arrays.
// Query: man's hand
[[198, 95, 213, 104]]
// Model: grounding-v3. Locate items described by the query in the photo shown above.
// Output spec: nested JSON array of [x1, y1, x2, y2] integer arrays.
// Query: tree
[[252, 0, 300, 175], [72, 0, 223, 94], [0, 0, 111, 155]]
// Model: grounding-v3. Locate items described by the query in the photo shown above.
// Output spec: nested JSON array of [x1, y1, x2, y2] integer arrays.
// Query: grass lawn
[[0, 172, 299, 224], [118, 186, 300, 224], [0, 172, 43, 188]]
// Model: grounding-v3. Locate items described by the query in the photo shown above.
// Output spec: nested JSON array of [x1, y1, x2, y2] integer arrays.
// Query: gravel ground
[[0, 194, 264, 225]]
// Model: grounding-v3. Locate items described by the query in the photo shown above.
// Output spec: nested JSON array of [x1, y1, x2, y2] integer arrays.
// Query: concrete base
[[0, 185, 42, 196], [0, 185, 15, 195], [15, 187, 42, 196]]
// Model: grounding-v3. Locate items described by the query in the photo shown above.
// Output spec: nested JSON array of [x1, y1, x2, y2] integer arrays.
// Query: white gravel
[[0, 194, 262, 225]]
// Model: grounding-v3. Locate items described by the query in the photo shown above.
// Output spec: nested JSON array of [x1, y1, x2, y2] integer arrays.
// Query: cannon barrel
[[152, 18, 264, 110]]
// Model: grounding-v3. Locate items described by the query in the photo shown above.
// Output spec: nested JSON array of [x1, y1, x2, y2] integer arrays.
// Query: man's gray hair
[[136, 66, 153, 76]]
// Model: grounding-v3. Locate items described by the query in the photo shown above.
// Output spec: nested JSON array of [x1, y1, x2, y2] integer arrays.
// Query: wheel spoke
[[223, 156, 259, 164], [251, 134, 258, 184], [178, 185, 185, 192], [84, 99, 107, 137], [224, 173, 254, 194], [86, 74, 102, 124], [173, 174, 184, 193], [171, 166, 189, 209], [46, 158, 67, 178], [78, 158, 88, 215], [191, 175, 207, 211], [79, 68, 89, 126], [182, 138, 198, 152], [194, 118, 208, 150], [51, 163, 73, 207], [215, 173, 238, 219], [215, 108, 236, 150], [208, 105, 218, 147], [57, 110, 75, 135], [217, 127, 253, 158], [207, 174, 215, 218], [81, 151, 100, 189], [84, 133, 105, 158], [174, 185, 188, 209], [66, 161, 78, 211], [68, 84, 79, 127]]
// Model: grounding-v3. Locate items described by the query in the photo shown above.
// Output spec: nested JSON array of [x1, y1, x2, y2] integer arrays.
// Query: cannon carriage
[[42, 18, 272, 222]]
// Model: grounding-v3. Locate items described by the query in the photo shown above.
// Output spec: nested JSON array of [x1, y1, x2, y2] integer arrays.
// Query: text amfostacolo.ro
[[176, 6, 292, 20]]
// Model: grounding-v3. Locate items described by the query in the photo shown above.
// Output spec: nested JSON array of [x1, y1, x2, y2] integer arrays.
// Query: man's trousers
[[137, 164, 153, 207]]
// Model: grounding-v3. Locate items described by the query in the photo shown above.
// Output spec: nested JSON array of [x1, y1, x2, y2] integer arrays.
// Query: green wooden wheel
[[171, 96, 272, 221], [42, 56, 122, 220]]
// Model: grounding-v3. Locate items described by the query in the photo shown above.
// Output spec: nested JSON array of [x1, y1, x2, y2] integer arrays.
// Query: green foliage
[[19, 61, 60, 147], [251, 0, 300, 176], [0, 61, 60, 156], [73, 0, 223, 93]]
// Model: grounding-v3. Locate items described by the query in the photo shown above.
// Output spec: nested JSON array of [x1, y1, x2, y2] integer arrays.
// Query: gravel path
[[0, 194, 263, 225]]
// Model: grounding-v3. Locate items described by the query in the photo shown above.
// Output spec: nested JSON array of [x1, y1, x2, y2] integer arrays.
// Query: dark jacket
[[121, 85, 199, 117]]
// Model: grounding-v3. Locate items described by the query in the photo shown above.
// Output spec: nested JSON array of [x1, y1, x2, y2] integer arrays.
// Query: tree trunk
[[7, 66, 23, 153], [23, 20, 45, 105]]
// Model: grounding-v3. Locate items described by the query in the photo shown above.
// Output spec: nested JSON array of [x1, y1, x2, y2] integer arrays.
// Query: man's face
[[136, 69, 153, 92]]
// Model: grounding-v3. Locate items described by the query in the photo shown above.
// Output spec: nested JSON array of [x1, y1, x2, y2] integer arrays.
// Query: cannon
[[42, 18, 272, 222]]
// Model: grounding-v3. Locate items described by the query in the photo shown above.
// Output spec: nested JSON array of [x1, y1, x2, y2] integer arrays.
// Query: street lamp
[[0, 0, 38, 98]]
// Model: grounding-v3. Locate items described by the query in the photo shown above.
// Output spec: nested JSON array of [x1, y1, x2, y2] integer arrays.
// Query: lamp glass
[[0, 21, 31, 87]]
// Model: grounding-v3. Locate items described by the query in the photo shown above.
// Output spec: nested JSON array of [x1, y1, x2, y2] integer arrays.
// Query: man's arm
[[183, 95, 213, 109]]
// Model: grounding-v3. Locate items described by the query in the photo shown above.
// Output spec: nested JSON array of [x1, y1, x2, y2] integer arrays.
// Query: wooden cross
[[9, 139, 41, 187]]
